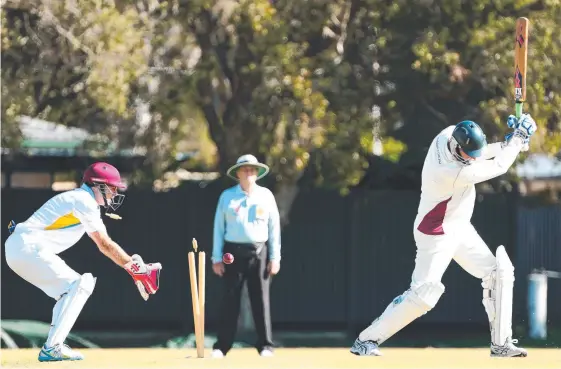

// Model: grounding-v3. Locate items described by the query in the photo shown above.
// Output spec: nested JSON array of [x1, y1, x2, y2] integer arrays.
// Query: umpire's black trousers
[[213, 241, 273, 354]]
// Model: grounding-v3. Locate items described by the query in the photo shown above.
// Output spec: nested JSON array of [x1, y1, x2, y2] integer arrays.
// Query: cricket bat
[[514, 17, 529, 118]]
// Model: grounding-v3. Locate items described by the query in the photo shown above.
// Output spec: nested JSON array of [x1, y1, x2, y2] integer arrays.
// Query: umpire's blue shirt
[[212, 184, 281, 264]]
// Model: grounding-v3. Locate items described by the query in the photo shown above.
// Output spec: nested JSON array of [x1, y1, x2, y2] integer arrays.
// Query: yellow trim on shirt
[[44, 213, 81, 230]]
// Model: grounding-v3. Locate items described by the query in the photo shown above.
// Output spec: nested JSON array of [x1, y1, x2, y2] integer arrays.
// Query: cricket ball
[[223, 253, 234, 264]]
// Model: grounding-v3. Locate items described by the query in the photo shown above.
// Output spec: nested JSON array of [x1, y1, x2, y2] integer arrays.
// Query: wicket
[[188, 238, 205, 358]]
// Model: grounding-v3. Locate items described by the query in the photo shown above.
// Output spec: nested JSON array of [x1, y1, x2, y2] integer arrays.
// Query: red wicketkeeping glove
[[124, 254, 162, 301]]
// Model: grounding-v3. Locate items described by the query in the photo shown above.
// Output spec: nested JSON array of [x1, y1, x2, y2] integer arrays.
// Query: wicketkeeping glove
[[124, 254, 162, 301]]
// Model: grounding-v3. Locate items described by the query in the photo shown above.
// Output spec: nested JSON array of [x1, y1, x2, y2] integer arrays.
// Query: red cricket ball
[[223, 253, 234, 264]]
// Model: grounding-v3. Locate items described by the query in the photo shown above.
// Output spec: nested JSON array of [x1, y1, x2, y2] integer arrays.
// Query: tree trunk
[[273, 172, 303, 227]]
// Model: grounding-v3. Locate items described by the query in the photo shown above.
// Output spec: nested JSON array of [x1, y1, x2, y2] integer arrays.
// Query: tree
[[1, 1, 215, 184], [367, 0, 561, 174], [2, 0, 560, 211], [178, 0, 380, 222]]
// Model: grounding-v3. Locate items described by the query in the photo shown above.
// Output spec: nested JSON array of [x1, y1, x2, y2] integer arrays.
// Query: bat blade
[[514, 17, 529, 118]]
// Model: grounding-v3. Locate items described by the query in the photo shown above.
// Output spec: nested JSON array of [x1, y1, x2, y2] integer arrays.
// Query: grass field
[[1, 348, 560, 369]]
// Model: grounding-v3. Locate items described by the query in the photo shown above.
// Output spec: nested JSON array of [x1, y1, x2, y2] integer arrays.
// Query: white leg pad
[[46, 273, 96, 347], [358, 282, 445, 345], [481, 246, 514, 346]]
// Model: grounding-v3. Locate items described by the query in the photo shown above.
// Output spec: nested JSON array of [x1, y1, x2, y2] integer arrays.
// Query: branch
[[35, 69, 86, 116], [40, 6, 94, 56], [200, 9, 237, 91], [195, 65, 225, 148], [189, 10, 232, 111], [33, 59, 62, 114], [22, 11, 44, 47], [2, 0, 33, 11], [421, 97, 449, 126], [334, 0, 352, 55]]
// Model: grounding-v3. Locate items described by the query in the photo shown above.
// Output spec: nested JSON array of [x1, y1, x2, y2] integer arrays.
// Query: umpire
[[211, 154, 281, 358]]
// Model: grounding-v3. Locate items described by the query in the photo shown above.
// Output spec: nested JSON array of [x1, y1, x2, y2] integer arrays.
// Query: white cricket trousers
[[356, 223, 501, 345], [4, 232, 80, 300], [412, 223, 497, 288]]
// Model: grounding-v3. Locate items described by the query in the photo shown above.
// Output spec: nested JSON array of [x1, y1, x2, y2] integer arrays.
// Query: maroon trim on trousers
[[417, 197, 452, 235]]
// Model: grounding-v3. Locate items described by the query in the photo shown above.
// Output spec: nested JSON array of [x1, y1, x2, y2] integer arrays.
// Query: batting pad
[[359, 282, 445, 345], [482, 246, 514, 346], [46, 273, 96, 347]]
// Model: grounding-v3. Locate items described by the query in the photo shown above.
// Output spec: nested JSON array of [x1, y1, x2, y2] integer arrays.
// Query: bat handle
[[515, 102, 523, 118]]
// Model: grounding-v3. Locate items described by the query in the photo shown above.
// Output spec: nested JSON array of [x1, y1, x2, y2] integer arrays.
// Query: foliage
[[370, 0, 561, 161], [2, 0, 560, 199]]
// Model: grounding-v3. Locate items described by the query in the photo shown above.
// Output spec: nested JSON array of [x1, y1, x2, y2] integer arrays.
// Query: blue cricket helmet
[[452, 120, 487, 158]]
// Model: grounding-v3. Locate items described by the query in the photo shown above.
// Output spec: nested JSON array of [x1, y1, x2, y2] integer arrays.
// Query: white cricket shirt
[[10, 184, 107, 254], [414, 126, 524, 236]]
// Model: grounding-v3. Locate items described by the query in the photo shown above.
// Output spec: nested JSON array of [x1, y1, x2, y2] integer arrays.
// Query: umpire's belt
[[224, 241, 266, 257]]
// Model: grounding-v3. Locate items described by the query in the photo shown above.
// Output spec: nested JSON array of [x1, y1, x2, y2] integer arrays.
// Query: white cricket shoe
[[490, 338, 528, 357], [350, 338, 382, 356], [38, 343, 84, 362], [211, 349, 224, 358], [260, 348, 274, 357]]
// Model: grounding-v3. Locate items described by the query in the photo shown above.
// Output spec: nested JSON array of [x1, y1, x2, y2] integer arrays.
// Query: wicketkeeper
[[4, 162, 162, 362]]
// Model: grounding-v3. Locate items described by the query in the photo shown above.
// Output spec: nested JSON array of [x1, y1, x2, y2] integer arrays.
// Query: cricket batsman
[[351, 113, 537, 357], [4, 162, 162, 362]]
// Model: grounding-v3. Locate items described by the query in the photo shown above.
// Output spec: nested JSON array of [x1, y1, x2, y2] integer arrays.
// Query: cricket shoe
[[38, 343, 84, 362], [260, 347, 274, 357], [211, 349, 224, 358], [350, 338, 382, 356], [490, 338, 528, 357]]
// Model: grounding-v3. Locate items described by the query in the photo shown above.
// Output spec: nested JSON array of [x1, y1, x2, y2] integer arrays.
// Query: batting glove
[[514, 114, 537, 138], [506, 114, 518, 129], [505, 114, 536, 151]]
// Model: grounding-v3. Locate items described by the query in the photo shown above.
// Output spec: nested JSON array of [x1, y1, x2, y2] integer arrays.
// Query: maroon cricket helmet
[[82, 162, 127, 189]]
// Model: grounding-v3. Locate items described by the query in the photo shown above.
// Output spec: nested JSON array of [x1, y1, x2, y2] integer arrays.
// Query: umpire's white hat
[[227, 154, 269, 181]]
